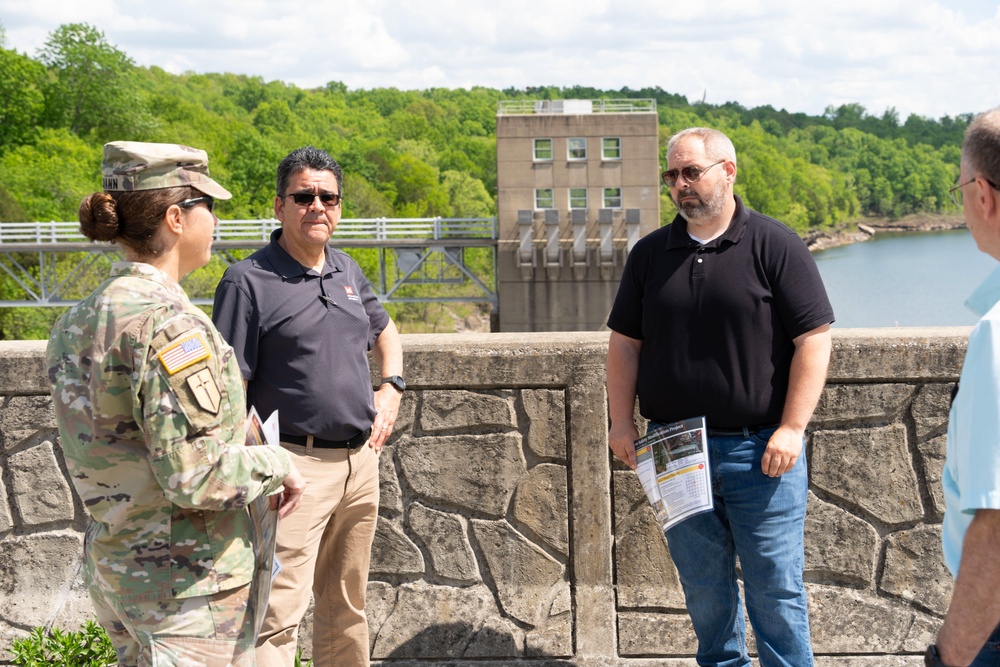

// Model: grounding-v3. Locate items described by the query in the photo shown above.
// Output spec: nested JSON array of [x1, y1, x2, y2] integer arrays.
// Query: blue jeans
[[969, 624, 1000, 666], [660, 426, 813, 667]]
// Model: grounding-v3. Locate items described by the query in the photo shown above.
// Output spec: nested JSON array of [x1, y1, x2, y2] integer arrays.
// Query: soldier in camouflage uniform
[[46, 141, 306, 667]]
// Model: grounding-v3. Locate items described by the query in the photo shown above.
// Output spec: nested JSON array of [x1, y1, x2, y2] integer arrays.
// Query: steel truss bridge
[[0, 218, 498, 308]]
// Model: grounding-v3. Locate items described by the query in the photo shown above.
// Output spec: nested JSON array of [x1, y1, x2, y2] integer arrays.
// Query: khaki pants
[[91, 584, 255, 667], [256, 440, 380, 667]]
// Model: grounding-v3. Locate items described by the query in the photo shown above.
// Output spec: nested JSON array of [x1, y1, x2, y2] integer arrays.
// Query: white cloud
[[2, 0, 999, 119]]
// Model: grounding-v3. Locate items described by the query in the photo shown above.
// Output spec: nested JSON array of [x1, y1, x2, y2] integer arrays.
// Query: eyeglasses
[[662, 160, 725, 188], [178, 195, 214, 214], [950, 175, 1000, 207], [282, 192, 342, 208]]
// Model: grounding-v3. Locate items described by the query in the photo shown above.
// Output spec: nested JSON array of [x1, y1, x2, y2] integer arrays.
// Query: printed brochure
[[245, 406, 282, 636], [633, 416, 712, 531]]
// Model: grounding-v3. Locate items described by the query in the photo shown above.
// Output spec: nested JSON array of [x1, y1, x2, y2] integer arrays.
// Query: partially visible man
[[606, 127, 833, 666], [926, 108, 1000, 667], [213, 146, 404, 667]]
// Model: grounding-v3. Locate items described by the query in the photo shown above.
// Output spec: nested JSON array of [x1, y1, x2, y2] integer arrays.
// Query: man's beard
[[673, 178, 728, 226]]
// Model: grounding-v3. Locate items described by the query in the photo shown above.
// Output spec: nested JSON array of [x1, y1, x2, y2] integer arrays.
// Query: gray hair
[[963, 108, 1000, 184], [667, 127, 737, 167]]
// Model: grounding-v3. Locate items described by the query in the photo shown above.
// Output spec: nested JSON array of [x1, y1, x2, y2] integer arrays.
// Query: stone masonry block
[[408, 502, 479, 583], [617, 611, 698, 657], [379, 441, 403, 515], [814, 659, 923, 666], [828, 329, 966, 382], [0, 342, 50, 397], [911, 383, 955, 442], [880, 525, 952, 616], [464, 615, 526, 658], [0, 532, 83, 628], [417, 390, 517, 433], [366, 581, 397, 657], [9, 440, 75, 526], [370, 517, 424, 576], [804, 492, 878, 586], [522, 389, 567, 460], [0, 476, 13, 534], [511, 463, 569, 555], [40, 574, 94, 647], [524, 610, 573, 657], [372, 583, 518, 659], [812, 424, 923, 525], [613, 470, 685, 609], [808, 583, 939, 654], [471, 519, 565, 628], [811, 384, 913, 426], [398, 433, 525, 518], [916, 434, 947, 518], [392, 389, 417, 435], [0, 395, 56, 451]]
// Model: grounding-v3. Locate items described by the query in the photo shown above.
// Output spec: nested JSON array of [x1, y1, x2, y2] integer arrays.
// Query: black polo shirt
[[213, 229, 390, 441], [608, 195, 834, 428]]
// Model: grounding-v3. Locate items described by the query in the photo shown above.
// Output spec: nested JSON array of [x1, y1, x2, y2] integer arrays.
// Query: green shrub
[[8, 619, 312, 666], [8, 620, 116, 666]]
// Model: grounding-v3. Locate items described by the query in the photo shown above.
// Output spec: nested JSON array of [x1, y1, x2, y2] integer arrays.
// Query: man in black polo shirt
[[213, 146, 403, 667], [607, 127, 833, 667]]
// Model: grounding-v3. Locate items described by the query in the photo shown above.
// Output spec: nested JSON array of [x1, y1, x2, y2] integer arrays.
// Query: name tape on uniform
[[158, 332, 211, 375]]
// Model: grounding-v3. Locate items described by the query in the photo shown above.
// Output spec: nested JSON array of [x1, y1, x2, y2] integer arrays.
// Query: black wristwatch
[[381, 376, 406, 392], [925, 644, 953, 667]]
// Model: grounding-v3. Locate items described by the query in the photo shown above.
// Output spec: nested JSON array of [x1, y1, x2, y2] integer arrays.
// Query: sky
[[2, 0, 999, 121]]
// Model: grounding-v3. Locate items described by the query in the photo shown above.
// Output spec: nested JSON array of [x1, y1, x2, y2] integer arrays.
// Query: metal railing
[[497, 99, 656, 115], [0, 217, 498, 245], [0, 217, 499, 308]]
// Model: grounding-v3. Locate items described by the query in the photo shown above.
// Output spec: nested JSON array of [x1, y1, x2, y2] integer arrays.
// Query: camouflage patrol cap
[[102, 141, 232, 200]]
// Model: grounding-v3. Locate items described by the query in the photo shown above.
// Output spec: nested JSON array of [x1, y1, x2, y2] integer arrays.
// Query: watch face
[[384, 376, 405, 391]]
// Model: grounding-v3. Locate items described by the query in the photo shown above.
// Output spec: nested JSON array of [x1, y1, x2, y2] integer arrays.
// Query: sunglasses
[[178, 195, 215, 213], [283, 192, 342, 208], [661, 160, 725, 188]]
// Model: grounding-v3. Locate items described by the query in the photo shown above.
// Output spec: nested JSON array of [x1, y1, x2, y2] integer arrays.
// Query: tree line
[[0, 21, 971, 337]]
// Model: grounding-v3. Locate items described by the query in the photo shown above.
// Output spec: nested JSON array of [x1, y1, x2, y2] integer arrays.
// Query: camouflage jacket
[[46, 262, 291, 602]]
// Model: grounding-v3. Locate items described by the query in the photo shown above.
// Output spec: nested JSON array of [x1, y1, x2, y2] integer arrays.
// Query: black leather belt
[[706, 424, 779, 437], [280, 428, 371, 449]]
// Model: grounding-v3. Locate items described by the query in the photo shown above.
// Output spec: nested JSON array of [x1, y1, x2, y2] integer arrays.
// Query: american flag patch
[[158, 332, 211, 375]]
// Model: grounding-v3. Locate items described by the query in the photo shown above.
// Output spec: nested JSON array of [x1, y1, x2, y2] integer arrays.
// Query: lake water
[[813, 229, 998, 328]]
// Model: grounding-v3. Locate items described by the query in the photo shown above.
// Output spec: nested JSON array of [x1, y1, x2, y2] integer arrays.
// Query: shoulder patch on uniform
[[185, 368, 221, 414], [158, 332, 211, 375], [162, 319, 191, 341]]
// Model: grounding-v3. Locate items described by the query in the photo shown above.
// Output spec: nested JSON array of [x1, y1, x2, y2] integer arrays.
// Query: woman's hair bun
[[78, 192, 120, 242]]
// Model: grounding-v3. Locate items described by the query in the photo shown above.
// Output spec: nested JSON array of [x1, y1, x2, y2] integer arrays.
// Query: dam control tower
[[495, 98, 660, 331]]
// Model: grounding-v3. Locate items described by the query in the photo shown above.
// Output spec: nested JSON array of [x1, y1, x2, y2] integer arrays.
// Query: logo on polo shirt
[[344, 285, 360, 302]]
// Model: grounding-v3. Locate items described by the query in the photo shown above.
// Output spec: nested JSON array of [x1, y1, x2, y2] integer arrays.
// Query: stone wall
[[0, 329, 971, 666]]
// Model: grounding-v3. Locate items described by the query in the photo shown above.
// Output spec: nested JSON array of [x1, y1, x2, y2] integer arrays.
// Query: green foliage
[[227, 129, 284, 218], [0, 128, 99, 222], [0, 20, 969, 232], [9, 619, 116, 666], [0, 47, 47, 152], [36, 23, 155, 143]]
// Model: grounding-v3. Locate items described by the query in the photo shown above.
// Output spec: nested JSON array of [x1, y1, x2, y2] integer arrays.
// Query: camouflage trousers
[[90, 583, 257, 667]]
